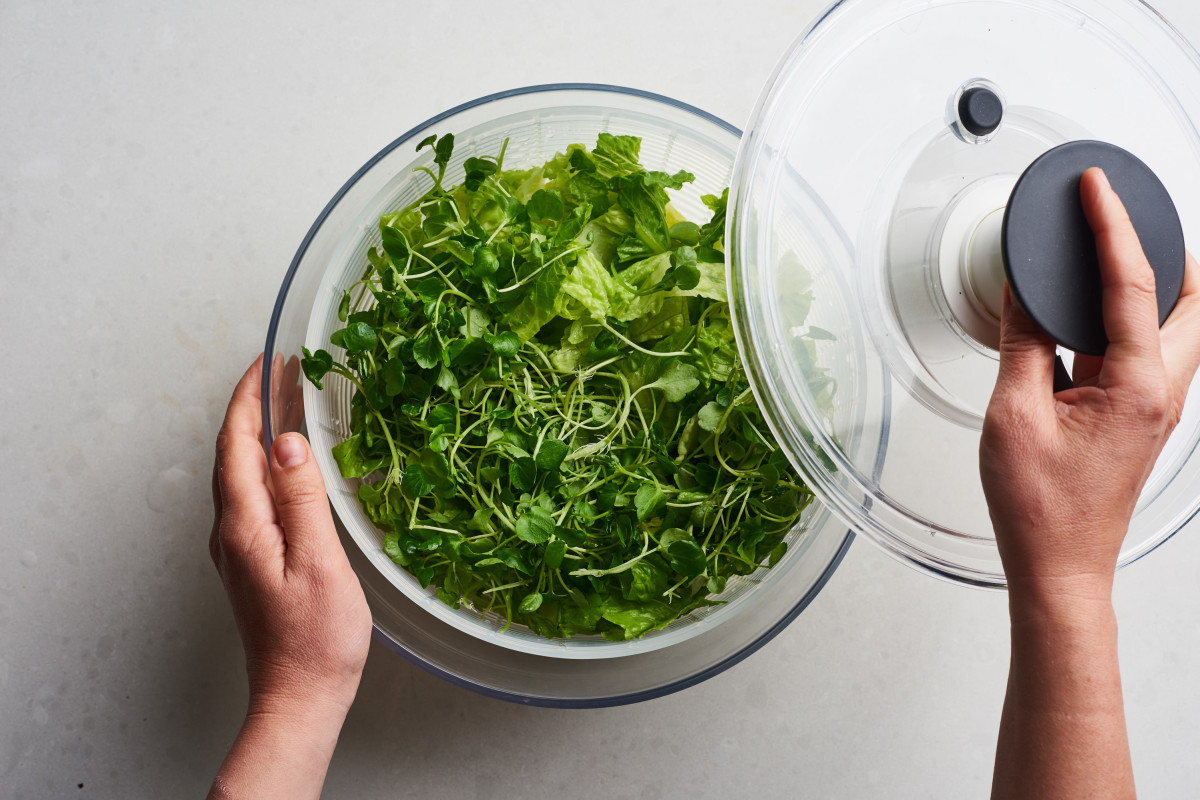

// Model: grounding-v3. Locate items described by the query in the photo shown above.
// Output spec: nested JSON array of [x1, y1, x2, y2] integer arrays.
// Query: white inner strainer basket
[[303, 104, 830, 658]]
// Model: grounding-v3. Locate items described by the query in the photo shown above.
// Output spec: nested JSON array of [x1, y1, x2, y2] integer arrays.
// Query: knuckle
[[216, 520, 255, 569], [1123, 266, 1158, 303], [1123, 378, 1173, 429], [981, 405, 1009, 443], [999, 324, 1050, 356], [218, 539, 260, 578], [986, 391, 1032, 428], [982, 397, 1039, 453], [276, 477, 326, 510]]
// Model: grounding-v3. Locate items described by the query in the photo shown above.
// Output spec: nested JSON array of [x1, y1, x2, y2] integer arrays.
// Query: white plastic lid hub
[[937, 178, 1013, 350]]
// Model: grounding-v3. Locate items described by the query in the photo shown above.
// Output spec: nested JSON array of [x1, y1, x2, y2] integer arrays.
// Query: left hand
[[210, 354, 372, 719]]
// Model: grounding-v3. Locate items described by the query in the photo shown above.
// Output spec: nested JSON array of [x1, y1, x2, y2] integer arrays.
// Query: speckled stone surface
[[3, 2, 1200, 797]]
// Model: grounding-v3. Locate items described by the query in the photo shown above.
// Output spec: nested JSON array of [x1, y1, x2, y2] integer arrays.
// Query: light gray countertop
[[4, 1, 1200, 797]]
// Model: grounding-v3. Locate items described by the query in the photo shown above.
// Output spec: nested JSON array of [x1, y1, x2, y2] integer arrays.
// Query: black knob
[[1001, 140, 1185, 356], [958, 87, 1004, 137]]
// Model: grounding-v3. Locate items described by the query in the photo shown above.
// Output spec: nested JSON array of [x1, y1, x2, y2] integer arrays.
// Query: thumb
[[1080, 166, 1165, 387], [994, 284, 1057, 403], [270, 433, 341, 568]]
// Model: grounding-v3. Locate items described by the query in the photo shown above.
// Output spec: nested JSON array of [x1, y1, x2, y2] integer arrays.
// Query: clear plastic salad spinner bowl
[[264, 86, 854, 705], [729, 0, 1200, 586]]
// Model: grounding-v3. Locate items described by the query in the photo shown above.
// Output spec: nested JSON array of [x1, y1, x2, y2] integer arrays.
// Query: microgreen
[[301, 133, 823, 640]]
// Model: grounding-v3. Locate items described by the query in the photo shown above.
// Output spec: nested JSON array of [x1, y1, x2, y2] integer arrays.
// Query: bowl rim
[[262, 82, 855, 706]]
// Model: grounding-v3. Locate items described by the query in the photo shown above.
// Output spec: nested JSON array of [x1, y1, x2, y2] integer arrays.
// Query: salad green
[[302, 132, 819, 641]]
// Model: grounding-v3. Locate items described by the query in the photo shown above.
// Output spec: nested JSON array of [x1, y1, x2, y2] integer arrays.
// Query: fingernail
[[275, 434, 308, 468], [1094, 167, 1112, 193]]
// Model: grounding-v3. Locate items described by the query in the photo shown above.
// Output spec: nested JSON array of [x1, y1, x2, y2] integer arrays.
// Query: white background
[[4, 1, 1200, 797]]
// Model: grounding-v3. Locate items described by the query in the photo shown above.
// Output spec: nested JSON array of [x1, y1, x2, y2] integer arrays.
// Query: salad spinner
[[264, 0, 1200, 705]]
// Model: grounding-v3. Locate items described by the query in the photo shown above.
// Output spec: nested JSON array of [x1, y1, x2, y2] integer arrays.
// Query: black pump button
[[958, 86, 1004, 137]]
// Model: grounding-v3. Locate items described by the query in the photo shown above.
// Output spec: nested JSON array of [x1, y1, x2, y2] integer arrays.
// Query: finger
[[210, 461, 223, 568], [994, 284, 1057, 404], [1160, 251, 1200, 397], [269, 432, 342, 572], [211, 459, 223, 518], [282, 354, 306, 434], [1071, 353, 1104, 387], [215, 355, 277, 532], [1080, 168, 1165, 386]]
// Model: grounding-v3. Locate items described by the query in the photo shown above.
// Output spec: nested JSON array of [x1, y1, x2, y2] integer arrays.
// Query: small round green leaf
[[338, 322, 377, 354], [412, 333, 442, 369], [515, 506, 554, 545], [634, 484, 665, 521], [484, 331, 521, 359], [509, 457, 537, 493], [527, 189, 565, 221], [544, 537, 567, 569], [382, 532, 404, 564], [667, 539, 706, 578], [535, 438, 570, 472]]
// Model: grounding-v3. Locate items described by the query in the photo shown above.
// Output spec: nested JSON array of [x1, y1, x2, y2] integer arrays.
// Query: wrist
[[1003, 573, 1124, 726], [247, 654, 364, 719], [239, 692, 353, 778], [248, 679, 358, 732], [1007, 572, 1115, 632], [210, 697, 351, 800]]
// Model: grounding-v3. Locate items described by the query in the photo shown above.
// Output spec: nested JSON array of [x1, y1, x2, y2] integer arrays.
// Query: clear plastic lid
[[729, 0, 1200, 585]]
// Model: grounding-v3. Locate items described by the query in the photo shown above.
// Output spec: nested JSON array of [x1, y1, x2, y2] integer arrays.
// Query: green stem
[[598, 319, 688, 358]]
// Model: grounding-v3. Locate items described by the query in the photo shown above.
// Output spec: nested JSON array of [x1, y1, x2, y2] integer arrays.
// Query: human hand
[[982, 168, 1200, 799], [980, 167, 1200, 599], [208, 355, 371, 799]]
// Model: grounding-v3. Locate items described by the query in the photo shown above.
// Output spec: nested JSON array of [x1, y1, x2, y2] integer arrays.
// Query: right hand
[[980, 167, 1200, 598]]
